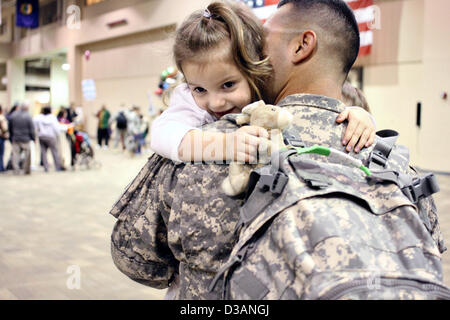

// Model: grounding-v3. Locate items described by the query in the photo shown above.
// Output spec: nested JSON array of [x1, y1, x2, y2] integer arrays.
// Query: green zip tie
[[287, 144, 372, 177], [359, 165, 372, 177], [294, 145, 331, 157]]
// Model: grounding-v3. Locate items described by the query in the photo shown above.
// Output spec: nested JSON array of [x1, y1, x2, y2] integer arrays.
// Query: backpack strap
[[233, 155, 291, 235], [368, 170, 440, 231], [365, 130, 438, 205], [233, 129, 305, 234], [368, 170, 440, 204], [209, 238, 265, 298], [284, 132, 305, 148], [367, 129, 399, 169], [234, 145, 373, 235]]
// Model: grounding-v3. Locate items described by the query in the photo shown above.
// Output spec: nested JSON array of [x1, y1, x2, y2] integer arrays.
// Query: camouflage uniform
[[110, 114, 243, 299], [109, 94, 445, 300], [223, 95, 447, 299]]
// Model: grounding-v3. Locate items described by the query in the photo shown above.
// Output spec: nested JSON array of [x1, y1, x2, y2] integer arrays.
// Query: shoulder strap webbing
[[368, 170, 440, 204], [368, 129, 399, 169], [368, 170, 440, 231], [234, 165, 289, 235], [209, 238, 261, 297]]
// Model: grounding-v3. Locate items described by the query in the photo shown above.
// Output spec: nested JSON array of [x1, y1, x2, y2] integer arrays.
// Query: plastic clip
[[257, 171, 288, 194]]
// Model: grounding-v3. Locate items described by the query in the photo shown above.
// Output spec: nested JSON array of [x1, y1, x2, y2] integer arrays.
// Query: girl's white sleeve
[[150, 84, 215, 162]]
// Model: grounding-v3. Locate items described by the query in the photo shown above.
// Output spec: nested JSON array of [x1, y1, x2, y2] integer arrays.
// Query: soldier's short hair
[[277, 0, 360, 75]]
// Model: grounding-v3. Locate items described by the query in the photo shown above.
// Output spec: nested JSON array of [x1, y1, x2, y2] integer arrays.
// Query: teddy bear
[[221, 100, 293, 196]]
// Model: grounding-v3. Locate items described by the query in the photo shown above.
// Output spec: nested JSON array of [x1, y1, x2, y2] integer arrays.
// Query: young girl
[[150, 1, 376, 164]]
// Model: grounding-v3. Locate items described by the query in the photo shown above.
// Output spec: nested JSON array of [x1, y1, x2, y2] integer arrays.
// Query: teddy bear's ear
[[242, 100, 265, 115]]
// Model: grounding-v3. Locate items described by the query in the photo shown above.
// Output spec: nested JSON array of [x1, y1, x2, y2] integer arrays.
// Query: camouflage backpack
[[210, 130, 450, 300]]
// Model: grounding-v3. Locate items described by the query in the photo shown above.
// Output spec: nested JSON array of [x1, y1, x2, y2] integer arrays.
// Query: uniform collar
[[277, 94, 345, 114]]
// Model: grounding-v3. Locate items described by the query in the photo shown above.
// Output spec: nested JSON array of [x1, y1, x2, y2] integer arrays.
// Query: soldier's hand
[[226, 126, 269, 163], [337, 107, 376, 153]]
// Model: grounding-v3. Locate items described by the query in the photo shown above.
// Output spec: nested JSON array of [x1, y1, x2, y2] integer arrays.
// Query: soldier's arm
[[110, 154, 180, 288]]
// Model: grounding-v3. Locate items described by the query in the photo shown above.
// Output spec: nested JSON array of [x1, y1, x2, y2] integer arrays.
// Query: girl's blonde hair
[[173, 1, 272, 101]]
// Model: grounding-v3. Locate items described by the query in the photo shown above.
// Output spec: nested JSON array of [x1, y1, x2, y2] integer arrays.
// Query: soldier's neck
[[275, 76, 343, 104]]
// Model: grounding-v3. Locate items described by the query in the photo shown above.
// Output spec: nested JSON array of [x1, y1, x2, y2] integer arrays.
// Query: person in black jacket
[[8, 103, 35, 175]]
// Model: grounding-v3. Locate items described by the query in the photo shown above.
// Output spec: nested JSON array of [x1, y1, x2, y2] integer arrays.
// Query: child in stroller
[[67, 126, 99, 169]]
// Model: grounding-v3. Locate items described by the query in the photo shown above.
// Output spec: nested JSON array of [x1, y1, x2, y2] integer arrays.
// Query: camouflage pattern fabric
[[110, 114, 244, 299], [224, 152, 449, 299], [410, 167, 446, 254], [109, 94, 445, 299], [110, 155, 182, 289], [221, 96, 448, 300]]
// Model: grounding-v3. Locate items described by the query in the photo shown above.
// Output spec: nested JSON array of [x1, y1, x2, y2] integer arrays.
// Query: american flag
[[344, 0, 374, 56], [237, 0, 279, 22], [237, 0, 375, 56]]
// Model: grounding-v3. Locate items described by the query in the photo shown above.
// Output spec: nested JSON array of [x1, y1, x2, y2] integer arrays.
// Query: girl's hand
[[336, 107, 376, 153], [226, 126, 269, 163]]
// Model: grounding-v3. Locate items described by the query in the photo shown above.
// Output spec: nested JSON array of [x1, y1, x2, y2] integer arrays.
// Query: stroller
[[67, 127, 100, 170]]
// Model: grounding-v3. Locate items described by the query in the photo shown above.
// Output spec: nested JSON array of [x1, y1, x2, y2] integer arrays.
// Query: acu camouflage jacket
[[109, 94, 444, 300]]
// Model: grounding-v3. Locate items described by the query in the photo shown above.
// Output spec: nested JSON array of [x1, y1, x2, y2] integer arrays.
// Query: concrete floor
[[1, 143, 450, 299], [0, 144, 166, 299]]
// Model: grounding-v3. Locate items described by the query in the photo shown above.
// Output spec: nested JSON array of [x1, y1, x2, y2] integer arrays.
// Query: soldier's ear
[[289, 30, 317, 65]]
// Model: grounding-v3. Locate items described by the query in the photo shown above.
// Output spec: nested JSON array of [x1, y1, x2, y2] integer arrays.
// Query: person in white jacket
[[33, 106, 63, 172]]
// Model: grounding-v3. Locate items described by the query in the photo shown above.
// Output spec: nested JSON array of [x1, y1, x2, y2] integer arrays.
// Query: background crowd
[[0, 77, 369, 177], [0, 102, 153, 176]]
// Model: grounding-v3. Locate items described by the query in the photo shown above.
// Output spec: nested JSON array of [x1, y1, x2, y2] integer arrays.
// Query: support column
[[50, 57, 69, 109], [6, 58, 25, 109], [67, 45, 82, 106]]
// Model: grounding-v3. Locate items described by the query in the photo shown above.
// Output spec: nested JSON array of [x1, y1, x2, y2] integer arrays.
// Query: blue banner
[[16, 0, 39, 29]]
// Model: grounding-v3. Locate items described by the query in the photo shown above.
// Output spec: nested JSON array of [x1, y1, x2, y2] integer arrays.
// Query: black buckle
[[284, 135, 304, 148], [368, 138, 396, 169], [369, 149, 388, 168], [402, 179, 422, 203], [401, 174, 440, 204], [257, 172, 288, 194], [305, 178, 330, 189]]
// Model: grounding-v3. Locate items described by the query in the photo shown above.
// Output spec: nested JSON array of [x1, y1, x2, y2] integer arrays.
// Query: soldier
[[109, 0, 444, 300]]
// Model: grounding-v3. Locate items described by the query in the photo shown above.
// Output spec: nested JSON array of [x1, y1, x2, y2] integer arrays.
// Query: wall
[[7, 59, 25, 106], [358, 0, 450, 171], [0, 92, 8, 109], [419, 0, 450, 171], [0, 6, 14, 45], [79, 25, 176, 135], [10, 0, 212, 58], [6, 0, 211, 135]]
